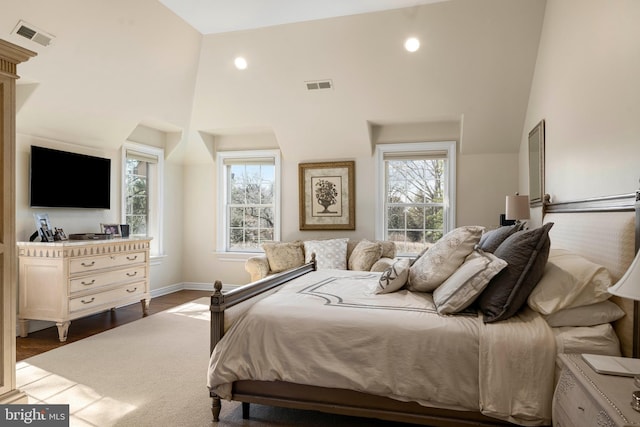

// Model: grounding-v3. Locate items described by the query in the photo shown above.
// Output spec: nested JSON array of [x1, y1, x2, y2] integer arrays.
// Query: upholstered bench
[[245, 238, 397, 282]]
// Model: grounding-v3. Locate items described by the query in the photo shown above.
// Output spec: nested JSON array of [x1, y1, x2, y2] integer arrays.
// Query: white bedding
[[208, 269, 556, 426]]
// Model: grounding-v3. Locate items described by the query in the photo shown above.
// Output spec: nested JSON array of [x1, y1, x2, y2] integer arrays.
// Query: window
[[216, 150, 280, 252], [375, 142, 456, 255], [121, 143, 164, 256]]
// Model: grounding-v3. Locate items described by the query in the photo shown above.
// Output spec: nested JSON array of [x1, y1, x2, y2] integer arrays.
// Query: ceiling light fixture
[[404, 37, 420, 53], [234, 57, 247, 70]]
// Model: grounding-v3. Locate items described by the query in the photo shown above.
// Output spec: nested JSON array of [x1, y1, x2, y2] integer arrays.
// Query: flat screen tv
[[30, 145, 111, 209]]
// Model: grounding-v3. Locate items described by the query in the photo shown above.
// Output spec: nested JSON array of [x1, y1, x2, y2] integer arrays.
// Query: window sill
[[215, 251, 260, 263], [149, 254, 167, 266]]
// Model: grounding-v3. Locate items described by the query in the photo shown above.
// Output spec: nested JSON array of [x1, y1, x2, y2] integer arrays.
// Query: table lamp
[[505, 193, 530, 227]]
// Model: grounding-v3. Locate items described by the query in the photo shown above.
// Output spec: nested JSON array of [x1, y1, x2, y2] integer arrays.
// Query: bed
[[207, 190, 640, 426]]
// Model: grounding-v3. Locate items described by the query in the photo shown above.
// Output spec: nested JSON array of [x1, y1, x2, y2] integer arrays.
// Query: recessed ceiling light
[[404, 37, 420, 53], [234, 57, 247, 70]]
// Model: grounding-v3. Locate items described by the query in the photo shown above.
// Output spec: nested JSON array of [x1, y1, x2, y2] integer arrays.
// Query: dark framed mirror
[[528, 119, 545, 207]]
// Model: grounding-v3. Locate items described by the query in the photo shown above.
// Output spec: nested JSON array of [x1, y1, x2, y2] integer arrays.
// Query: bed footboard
[[209, 258, 316, 421]]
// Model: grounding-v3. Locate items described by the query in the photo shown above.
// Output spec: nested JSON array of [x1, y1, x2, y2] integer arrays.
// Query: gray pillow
[[477, 224, 522, 253], [477, 222, 553, 323]]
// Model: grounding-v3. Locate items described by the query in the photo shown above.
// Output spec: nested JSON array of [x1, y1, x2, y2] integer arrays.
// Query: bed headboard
[[543, 191, 640, 357]]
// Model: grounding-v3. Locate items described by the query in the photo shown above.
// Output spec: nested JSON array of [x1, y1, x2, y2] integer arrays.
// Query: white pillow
[[543, 300, 625, 327], [304, 238, 348, 270], [433, 249, 507, 314], [407, 225, 485, 292], [375, 258, 410, 294], [527, 249, 612, 315]]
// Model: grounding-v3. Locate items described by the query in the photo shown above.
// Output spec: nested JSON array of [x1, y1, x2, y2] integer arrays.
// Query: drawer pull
[[81, 279, 96, 286], [81, 297, 95, 304], [126, 255, 138, 261], [126, 287, 138, 293], [81, 261, 96, 267], [126, 271, 138, 277]]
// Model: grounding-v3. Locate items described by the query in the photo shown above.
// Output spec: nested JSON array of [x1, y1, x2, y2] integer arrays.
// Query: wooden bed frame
[[208, 190, 640, 427]]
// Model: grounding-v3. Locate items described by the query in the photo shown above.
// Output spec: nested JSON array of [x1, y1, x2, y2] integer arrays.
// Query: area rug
[[16, 297, 407, 427]]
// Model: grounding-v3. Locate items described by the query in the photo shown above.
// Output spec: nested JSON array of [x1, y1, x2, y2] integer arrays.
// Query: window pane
[[384, 157, 446, 254], [125, 158, 148, 237], [225, 160, 276, 252]]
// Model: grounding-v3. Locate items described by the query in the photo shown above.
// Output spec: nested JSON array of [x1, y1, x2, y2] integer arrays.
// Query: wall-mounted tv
[[30, 145, 111, 209]]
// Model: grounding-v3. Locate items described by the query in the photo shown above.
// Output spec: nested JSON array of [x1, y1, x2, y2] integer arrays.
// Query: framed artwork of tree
[[299, 161, 355, 230]]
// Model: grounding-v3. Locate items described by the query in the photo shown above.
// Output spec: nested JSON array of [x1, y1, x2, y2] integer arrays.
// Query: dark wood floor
[[16, 290, 211, 361]]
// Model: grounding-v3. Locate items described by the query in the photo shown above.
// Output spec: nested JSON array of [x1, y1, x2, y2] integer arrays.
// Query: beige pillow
[[379, 241, 397, 259], [348, 240, 383, 271], [407, 225, 485, 292], [543, 300, 624, 327], [376, 258, 410, 294], [433, 250, 507, 314], [304, 238, 348, 270], [527, 249, 613, 315], [262, 241, 305, 273]]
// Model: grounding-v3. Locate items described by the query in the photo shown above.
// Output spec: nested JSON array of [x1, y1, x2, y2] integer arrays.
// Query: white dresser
[[17, 238, 151, 342], [554, 353, 640, 427]]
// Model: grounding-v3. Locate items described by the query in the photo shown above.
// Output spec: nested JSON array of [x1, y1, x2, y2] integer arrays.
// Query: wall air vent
[[12, 20, 55, 47], [305, 79, 333, 91]]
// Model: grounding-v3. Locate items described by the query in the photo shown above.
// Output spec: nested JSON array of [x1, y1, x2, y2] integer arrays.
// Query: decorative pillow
[[543, 300, 625, 327], [348, 240, 383, 271], [375, 258, 411, 294], [407, 226, 485, 292], [410, 244, 431, 266], [477, 222, 553, 323], [262, 241, 305, 273], [379, 241, 397, 259], [304, 238, 348, 270], [477, 224, 522, 253], [527, 249, 613, 315], [370, 257, 394, 272], [433, 249, 508, 315]]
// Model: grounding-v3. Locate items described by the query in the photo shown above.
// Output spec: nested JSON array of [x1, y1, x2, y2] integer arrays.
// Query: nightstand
[[554, 353, 640, 427]]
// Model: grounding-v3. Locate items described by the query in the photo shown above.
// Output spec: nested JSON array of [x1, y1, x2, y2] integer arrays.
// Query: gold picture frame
[[299, 161, 355, 230]]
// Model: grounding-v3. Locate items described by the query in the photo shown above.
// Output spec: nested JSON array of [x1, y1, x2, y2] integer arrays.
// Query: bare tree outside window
[[228, 163, 275, 251], [125, 159, 148, 235], [386, 159, 445, 254]]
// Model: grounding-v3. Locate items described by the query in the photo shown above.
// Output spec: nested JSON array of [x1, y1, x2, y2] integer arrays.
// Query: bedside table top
[[558, 353, 640, 426]]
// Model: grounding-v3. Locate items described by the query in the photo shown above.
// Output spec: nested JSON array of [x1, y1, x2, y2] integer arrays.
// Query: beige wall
[[3, 1, 547, 288], [521, 0, 640, 218], [182, 0, 545, 285]]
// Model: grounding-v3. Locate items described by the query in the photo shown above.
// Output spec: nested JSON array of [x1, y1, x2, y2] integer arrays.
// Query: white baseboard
[[17, 282, 242, 336]]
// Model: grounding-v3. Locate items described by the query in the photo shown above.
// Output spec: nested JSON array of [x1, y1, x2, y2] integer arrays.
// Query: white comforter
[[208, 269, 556, 425]]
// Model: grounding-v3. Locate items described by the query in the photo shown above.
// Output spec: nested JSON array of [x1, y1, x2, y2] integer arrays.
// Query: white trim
[[216, 149, 281, 252], [374, 141, 457, 241], [121, 142, 164, 257]]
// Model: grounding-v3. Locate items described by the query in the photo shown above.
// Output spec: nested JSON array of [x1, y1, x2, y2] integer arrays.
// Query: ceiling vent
[[12, 20, 55, 47], [305, 79, 333, 91]]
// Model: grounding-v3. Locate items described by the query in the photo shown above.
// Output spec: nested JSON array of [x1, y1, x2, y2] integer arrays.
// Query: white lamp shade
[[608, 250, 640, 301], [505, 194, 530, 220]]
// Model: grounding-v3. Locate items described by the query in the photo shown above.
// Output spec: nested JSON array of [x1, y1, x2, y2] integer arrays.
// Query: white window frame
[[121, 142, 164, 257], [375, 141, 456, 247], [216, 149, 281, 253]]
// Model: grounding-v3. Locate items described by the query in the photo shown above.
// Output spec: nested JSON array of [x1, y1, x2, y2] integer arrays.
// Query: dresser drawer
[[69, 251, 146, 274], [69, 266, 146, 293], [553, 368, 616, 427], [69, 282, 146, 313]]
